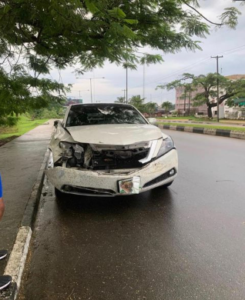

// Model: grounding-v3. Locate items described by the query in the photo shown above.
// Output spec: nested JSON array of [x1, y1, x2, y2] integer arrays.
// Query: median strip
[[162, 124, 245, 140]]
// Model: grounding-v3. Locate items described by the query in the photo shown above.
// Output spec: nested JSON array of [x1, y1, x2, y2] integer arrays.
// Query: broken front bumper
[[45, 149, 178, 197]]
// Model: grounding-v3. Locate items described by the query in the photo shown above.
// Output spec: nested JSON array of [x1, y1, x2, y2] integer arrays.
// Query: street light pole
[[79, 90, 89, 99], [211, 55, 223, 122], [143, 61, 145, 100], [122, 89, 126, 103], [90, 78, 93, 103], [79, 77, 104, 103]]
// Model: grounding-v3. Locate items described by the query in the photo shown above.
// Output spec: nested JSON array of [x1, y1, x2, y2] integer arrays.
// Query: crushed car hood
[[66, 124, 166, 145]]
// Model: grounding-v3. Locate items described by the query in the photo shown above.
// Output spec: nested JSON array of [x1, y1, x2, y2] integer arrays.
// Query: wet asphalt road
[[18, 131, 245, 300]]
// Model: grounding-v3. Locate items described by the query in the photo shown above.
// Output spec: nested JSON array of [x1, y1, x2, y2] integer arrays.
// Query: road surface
[[18, 131, 245, 300]]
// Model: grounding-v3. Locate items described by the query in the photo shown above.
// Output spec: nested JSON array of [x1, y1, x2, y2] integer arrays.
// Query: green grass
[[158, 122, 245, 132], [157, 116, 245, 124], [0, 115, 49, 139]]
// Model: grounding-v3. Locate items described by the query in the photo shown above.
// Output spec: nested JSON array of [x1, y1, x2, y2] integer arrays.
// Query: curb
[[158, 120, 245, 126], [162, 125, 245, 140], [1, 149, 50, 300]]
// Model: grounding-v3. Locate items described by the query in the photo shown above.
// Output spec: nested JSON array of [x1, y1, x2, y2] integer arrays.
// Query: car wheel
[[55, 188, 65, 200]]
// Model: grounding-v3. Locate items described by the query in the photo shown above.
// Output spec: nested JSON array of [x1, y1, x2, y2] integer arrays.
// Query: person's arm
[[0, 174, 5, 221]]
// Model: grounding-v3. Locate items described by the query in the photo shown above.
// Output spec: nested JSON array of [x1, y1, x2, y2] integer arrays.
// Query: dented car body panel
[[46, 103, 178, 197], [66, 124, 167, 145], [46, 149, 178, 197]]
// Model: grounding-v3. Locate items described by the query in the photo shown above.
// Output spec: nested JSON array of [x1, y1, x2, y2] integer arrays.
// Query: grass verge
[[157, 116, 217, 122], [157, 117, 245, 125], [158, 122, 245, 132], [0, 115, 49, 140]]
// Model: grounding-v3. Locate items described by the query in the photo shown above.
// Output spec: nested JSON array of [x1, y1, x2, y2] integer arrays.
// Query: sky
[[50, 0, 245, 106]]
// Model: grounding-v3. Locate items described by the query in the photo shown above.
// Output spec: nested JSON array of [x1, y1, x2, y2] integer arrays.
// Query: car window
[[66, 105, 147, 127]]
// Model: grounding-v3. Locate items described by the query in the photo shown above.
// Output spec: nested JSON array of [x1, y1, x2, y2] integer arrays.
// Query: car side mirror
[[148, 118, 158, 126], [54, 120, 59, 128]]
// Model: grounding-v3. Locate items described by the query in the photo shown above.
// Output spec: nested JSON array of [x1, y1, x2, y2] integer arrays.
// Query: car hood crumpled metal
[[66, 124, 166, 145]]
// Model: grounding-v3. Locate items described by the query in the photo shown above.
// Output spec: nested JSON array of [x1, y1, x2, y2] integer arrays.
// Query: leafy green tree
[[179, 83, 195, 115], [161, 101, 174, 113], [0, 0, 240, 122], [27, 100, 66, 120], [129, 95, 145, 111], [0, 67, 68, 124], [159, 73, 245, 117], [159, 81, 194, 115], [144, 102, 158, 116], [115, 97, 125, 103]]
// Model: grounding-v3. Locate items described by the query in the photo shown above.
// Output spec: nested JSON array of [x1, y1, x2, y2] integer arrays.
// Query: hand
[[0, 198, 5, 221]]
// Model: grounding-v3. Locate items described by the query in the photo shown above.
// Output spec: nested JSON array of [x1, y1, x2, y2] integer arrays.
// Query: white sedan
[[46, 103, 178, 197]]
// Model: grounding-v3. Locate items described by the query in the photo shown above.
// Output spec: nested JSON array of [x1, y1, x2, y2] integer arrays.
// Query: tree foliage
[[128, 95, 145, 111], [0, 66, 68, 124], [161, 101, 174, 112], [144, 102, 158, 116], [115, 96, 125, 103], [128, 95, 157, 115], [26, 101, 65, 120], [0, 0, 241, 122], [159, 73, 245, 117]]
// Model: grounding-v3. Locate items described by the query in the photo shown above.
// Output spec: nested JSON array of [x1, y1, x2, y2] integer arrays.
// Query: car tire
[[55, 188, 65, 200]]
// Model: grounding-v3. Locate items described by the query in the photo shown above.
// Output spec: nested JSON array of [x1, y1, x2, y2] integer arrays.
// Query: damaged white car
[[46, 103, 178, 197]]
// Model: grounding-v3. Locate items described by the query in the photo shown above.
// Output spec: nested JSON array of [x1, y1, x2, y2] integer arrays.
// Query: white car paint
[[46, 103, 178, 197], [66, 124, 168, 145]]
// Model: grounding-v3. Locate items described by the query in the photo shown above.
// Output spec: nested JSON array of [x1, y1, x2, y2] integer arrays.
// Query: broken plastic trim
[[139, 140, 158, 164], [143, 168, 177, 188], [61, 185, 116, 197]]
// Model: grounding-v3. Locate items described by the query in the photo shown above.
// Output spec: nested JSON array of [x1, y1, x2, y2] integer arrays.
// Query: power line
[[134, 57, 210, 88], [134, 43, 245, 89]]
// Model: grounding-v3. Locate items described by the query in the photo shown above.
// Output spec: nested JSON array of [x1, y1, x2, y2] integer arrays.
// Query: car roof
[[69, 103, 133, 107]]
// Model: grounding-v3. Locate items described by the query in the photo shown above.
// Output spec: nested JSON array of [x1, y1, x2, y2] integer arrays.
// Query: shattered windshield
[[66, 104, 147, 127]]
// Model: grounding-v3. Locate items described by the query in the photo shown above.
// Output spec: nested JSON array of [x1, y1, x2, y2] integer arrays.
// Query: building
[[213, 74, 245, 118], [175, 86, 207, 115], [175, 74, 245, 117], [65, 98, 83, 106]]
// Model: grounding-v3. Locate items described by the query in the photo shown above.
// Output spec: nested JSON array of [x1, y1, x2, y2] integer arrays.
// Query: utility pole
[[184, 90, 186, 116], [143, 61, 145, 100], [211, 55, 223, 122], [90, 79, 93, 103], [188, 91, 191, 116], [122, 89, 126, 103], [126, 66, 128, 103]]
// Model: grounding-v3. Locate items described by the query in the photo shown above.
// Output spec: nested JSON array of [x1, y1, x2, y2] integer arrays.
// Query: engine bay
[[56, 142, 150, 170]]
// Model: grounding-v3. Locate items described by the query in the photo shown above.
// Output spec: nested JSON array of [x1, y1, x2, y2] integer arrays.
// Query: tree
[[115, 97, 125, 103], [128, 95, 145, 111], [179, 83, 195, 115], [159, 73, 245, 118], [0, 1, 241, 122], [0, 67, 68, 124], [159, 81, 194, 115], [161, 101, 174, 113], [128, 96, 157, 115], [144, 102, 158, 116]]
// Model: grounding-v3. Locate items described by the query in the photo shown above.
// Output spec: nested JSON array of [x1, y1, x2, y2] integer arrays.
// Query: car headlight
[[156, 136, 174, 158]]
